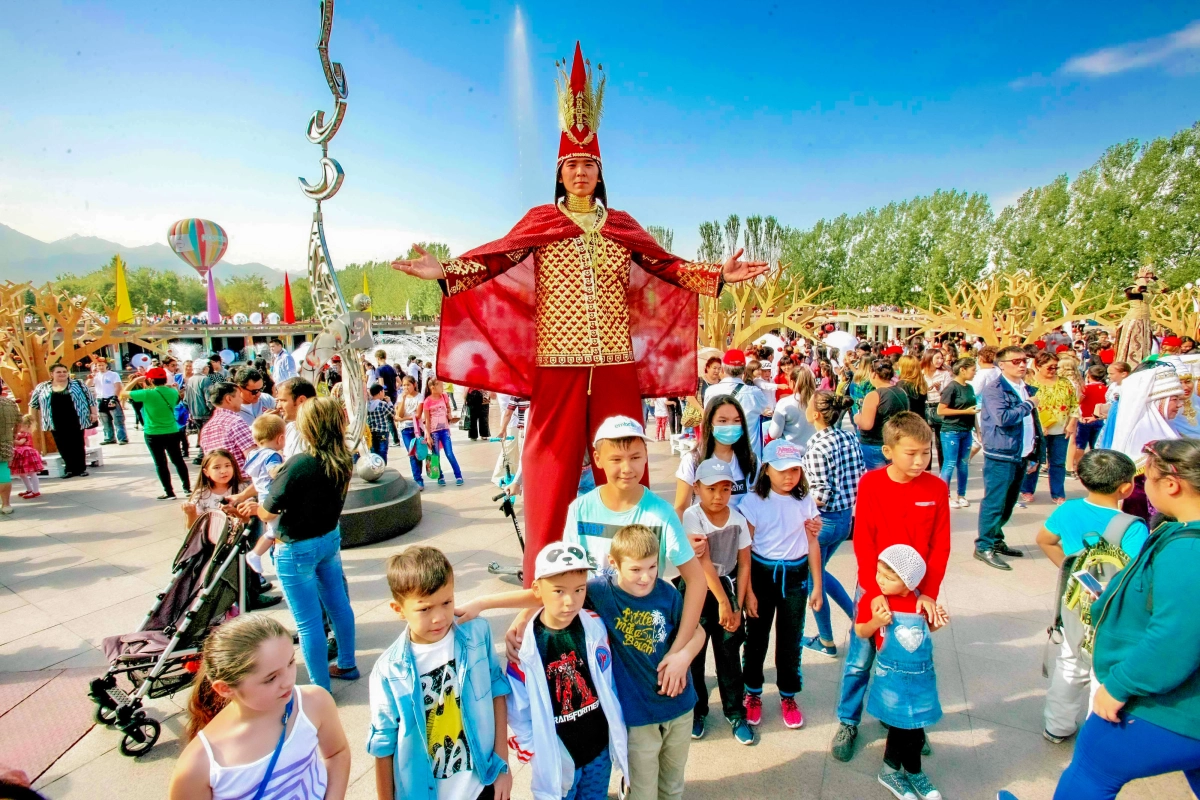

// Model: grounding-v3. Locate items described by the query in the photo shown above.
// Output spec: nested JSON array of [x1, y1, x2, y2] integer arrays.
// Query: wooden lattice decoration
[[699, 265, 828, 350], [913, 274, 1127, 346], [1150, 289, 1200, 340]]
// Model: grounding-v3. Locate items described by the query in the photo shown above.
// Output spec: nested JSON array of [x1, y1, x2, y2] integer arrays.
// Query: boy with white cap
[[682, 457, 754, 744], [855, 544, 948, 800], [506, 541, 628, 800]]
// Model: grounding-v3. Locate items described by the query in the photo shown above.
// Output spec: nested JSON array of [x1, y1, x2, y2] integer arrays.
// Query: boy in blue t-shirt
[[1035, 448, 1148, 744]]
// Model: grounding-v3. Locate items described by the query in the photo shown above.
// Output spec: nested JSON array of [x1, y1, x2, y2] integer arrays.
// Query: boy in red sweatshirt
[[829, 411, 951, 763]]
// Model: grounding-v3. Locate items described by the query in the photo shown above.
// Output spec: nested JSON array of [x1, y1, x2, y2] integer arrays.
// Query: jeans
[[430, 428, 463, 481], [1075, 418, 1104, 450], [807, 507, 855, 645], [399, 426, 423, 486], [274, 528, 357, 691], [1022, 432, 1068, 500], [835, 590, 877, 726], [564, 746, 612, 800], [145, 431, 191, 496], [939, 429, 972, 497], [689, 576, 746, 722], [369, 431, 389, 464], [976, 456, 1028, 552], [1054, 714, 1200, 800], [860, 443, 888, 471], [98, 400, 128, 443], [744, 556, 809, 696]]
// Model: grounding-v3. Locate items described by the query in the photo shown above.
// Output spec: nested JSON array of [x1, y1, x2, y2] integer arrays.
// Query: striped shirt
[[801, 426, 865, 513], [29, 380, 96, 431]]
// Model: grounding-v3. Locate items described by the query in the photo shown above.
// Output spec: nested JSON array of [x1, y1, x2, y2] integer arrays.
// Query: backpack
[[1043, 511, 1139, 674]]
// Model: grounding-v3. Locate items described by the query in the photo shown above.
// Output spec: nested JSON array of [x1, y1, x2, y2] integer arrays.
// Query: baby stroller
[[88, 509, 254, 757]]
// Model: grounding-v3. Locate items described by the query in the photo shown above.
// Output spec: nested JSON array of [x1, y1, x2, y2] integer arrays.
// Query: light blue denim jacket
[[366, 619, 510, 799]]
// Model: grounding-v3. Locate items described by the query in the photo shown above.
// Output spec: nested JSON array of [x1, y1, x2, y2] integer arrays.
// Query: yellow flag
[[363, 271, 370, 297], [114, 254, 134, 323]]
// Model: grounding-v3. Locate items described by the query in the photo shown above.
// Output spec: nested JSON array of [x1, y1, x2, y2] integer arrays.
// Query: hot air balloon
[[168, 219, 229, 324]]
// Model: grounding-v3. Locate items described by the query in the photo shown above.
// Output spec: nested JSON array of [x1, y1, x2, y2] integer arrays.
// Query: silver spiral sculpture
[[299, 0, 381, 479]]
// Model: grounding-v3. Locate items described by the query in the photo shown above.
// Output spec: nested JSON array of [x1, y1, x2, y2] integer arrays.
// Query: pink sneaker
[[744, 693, 763, 726], [781, 696, 805, 729]]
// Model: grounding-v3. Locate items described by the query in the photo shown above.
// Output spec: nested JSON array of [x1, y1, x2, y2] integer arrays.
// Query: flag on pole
[[363, 271, 370, 299], [283, 273, 296, 324], [113, 254, 134, 323], [206, 273, 221, 324], [405, 299, 411, 320]]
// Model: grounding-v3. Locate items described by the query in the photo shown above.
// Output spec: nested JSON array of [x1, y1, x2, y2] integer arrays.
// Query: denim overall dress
[[866, 611, 942, 730]]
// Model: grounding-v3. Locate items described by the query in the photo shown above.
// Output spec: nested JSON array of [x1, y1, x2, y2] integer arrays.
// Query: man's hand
[[688, 533, 709, 559], [391, 245, 445, 280], [656, 651, 691, 697], [721, 248, 770, 284], [1028, 394, 1040, 408], [804, 517, 822, 536], [1093, 684, 1125, 723], [492, 770, 513, 800]]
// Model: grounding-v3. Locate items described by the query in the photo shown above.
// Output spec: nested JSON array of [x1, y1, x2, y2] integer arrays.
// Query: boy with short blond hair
[[242, 413, 288, 574], [367, 546, 512, 800], [829, 412, 951, 765]]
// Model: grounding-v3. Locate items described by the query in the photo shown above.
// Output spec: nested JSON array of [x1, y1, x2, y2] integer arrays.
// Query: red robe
[[435, 204, 708, 399]]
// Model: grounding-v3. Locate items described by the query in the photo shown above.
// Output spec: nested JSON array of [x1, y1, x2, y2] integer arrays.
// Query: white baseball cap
[[592, 415, 655, 447], [533, 542, 593, 580]]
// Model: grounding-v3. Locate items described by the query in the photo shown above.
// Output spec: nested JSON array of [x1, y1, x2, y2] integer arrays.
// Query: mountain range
[[0, 222, 295, 285]]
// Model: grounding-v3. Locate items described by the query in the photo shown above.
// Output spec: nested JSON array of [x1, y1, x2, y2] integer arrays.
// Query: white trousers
[[1044, 630, 1093, 738]]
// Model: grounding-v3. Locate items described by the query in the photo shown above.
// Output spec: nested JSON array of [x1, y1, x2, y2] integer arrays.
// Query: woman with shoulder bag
[[121, 367, 191, 499]]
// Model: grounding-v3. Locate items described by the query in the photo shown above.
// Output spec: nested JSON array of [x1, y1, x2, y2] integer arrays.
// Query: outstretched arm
[[393, 245, 532, 297]]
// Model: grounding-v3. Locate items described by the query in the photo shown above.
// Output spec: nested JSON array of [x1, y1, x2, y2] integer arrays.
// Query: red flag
[[283, 273, 296, 324]]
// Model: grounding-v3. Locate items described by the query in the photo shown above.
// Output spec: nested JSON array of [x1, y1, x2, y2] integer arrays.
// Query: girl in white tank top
[[168, 615, 350, 800]]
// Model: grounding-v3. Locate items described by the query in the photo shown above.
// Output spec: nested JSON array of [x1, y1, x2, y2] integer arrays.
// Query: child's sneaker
[[878, 768, 918, 800], [743, 693, 763, 726], [455, 478, 464, 486], [691, 714, 705, 740], [801, 635, 837, 657], [731, 718, 754, 745], [905, 771, 943, 800], [780, 696, 804, 728], [1042, 729, 1067, 744]]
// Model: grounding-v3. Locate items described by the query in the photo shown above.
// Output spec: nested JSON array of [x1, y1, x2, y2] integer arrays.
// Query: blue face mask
[[712, 424, 743, 445]]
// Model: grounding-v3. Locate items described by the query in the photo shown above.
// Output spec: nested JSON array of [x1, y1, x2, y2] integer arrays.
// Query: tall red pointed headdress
[[556, 42, 604, 164]]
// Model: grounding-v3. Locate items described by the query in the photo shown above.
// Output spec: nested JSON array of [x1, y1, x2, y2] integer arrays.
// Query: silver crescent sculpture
[[299, 0, 375, 477]]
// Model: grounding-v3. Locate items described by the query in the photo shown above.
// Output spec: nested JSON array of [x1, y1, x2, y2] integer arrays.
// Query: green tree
[[646, 226, 674, 253]]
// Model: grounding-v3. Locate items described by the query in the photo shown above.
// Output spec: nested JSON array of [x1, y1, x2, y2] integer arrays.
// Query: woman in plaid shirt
[[799, 391, 865, 658]]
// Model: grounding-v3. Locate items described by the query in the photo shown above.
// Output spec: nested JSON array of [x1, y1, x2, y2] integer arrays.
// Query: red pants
[[656, 416, 668, 441], [523, 363, 647, 585]]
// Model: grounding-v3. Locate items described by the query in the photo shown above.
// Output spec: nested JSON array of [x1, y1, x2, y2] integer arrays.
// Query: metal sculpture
[[299, 0, 377, 477]]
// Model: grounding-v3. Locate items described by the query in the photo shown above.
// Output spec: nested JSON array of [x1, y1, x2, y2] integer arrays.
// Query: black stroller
[[88, 510, 254, 757]]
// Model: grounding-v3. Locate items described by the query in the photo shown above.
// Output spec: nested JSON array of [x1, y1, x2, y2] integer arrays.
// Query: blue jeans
[[1075, 418, 1104, 450], [976, 456, 1028, 552], [274, 528, 357, 691], [835, 591, 877, 726], [807, 507, 855, 645], [431, 428, 463, 481], [1022, 432, 1068, 500], [400, 426, 423, 485], [1054, 714, 1200, 800], [564, 746, 612, 800], [861, 443, 888, 471], [939, 429, 972, 497], [99, 400, 128, 443], [369, 431, 389, 464]]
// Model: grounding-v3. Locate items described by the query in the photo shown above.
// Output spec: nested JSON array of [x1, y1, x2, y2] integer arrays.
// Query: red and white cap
[[722, 349, 746, 367]]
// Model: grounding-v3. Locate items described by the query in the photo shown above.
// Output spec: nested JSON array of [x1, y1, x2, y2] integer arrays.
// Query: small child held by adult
[[242, 414, 288, 576], [738, 440, 824, 730], [168, 614, 350, 800], [1035, 449, 1147, 745], [681, 458, 754, 744], [855, 545, 948, 800], [366, 546, 512, 800]]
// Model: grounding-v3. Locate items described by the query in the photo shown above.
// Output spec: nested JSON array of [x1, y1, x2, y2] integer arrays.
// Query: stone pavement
[[1, 423, 1192, 799]]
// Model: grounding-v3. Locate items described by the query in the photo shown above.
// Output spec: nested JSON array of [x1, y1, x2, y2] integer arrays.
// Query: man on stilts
[[394, 42, 767, 585]]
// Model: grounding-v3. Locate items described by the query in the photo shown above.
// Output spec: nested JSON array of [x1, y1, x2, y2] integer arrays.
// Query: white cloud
[[1064, 20, 1200, 77]]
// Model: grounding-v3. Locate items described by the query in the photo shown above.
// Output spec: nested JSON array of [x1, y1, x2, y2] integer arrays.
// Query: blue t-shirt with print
[[585, 575, 696, 727], [1044, 498, 1149, 558]]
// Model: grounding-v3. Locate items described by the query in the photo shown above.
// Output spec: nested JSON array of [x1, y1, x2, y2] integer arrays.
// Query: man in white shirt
[[406, 356, 422, 383], [89, 358, 128, 445], [268, 338, 297, 385], [705, 349, 772, 459], [275, 377, 317, 458]]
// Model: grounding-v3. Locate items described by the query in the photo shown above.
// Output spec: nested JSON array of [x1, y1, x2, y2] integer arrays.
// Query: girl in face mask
[[674, 396, 758, 518]]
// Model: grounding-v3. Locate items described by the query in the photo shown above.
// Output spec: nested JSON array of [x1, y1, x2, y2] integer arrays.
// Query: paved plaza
[[0, 423, 1192, 800]]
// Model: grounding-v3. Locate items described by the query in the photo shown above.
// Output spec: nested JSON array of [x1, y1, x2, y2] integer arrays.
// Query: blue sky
[[1, 1, 1198, 271]]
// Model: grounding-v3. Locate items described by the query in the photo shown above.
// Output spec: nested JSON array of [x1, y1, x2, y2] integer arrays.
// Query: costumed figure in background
[[1162, 354, 1200, 439], [393, 43, 767, 583], [1101, 363, 1185, 520], [1115, 266, 1165, 366]]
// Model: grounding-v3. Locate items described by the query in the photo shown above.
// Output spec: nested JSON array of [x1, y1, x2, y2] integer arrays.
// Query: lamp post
[[258, 301, 269, 324], [163, 298, 175, 320]]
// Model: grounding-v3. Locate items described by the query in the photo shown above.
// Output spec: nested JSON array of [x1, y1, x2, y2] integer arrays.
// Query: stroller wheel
[[119, 717, 161, 757], [94, 703, 118, 726]]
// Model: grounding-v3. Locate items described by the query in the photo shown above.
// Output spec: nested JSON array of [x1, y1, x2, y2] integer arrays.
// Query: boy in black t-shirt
[[506, 543, 628, 800]]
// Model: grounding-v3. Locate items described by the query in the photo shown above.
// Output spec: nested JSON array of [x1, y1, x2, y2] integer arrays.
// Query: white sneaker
[[957, 497, 970, 509]]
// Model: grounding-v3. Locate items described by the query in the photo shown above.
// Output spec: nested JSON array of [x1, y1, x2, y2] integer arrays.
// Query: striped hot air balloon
[[168, 219, 229, 323]]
